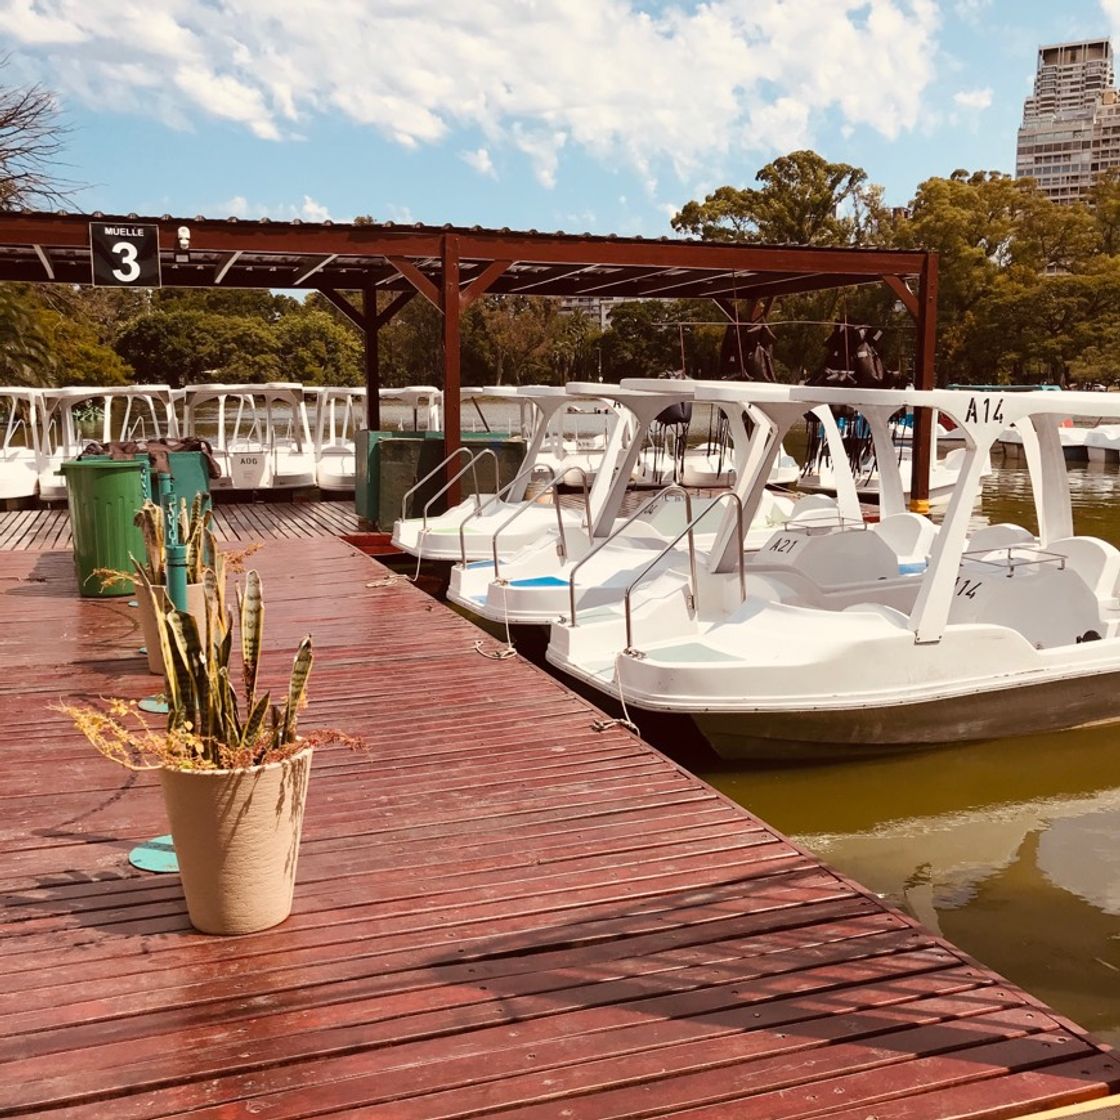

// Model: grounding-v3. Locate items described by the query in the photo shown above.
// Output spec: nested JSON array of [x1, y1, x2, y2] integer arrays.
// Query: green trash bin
[[59, 459, 149, 598]]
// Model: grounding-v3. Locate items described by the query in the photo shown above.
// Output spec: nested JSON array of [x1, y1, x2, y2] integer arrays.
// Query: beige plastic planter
[[136, 582, 207, 676], [159, 744, 314, 935]]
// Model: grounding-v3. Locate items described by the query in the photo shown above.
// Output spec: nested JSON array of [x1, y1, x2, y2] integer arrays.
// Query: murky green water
[[693, 460, 1120, 1047]]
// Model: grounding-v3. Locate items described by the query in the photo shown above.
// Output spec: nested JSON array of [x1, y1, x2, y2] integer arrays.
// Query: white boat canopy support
[[37, 385, 179, 499], [0, 387, 42, 499], [378, 385, 442, 431], [312, 386, 365, 491]]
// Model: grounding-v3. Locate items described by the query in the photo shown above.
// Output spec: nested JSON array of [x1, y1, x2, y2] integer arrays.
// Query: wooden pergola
[[0, 211, 939, 504]]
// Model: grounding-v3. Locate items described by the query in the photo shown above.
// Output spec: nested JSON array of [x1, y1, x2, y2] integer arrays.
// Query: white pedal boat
[[37, 385, 178, 500], [379, 385, 442, 432], [448, 383, 825, 627], [183, 384, 315, 489], [547, 382, 1120, 757], [313, 386, 365, 491], [0, 387, 43, 499], [392, 386, 603, 562]]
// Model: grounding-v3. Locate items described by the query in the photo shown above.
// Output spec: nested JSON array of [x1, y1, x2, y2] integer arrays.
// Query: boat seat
[[870, 513, 937, 563], [949, 559, 1102, 648], [966, 523, 1035, 552], [1045, 537, 1120, 601], [786, 493, 840, 525]]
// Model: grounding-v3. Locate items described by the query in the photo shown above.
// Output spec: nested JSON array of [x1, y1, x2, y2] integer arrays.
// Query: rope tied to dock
[[592, 652, 640, 735], [473, 582, 517, 660], [365, 575, 398, 589]]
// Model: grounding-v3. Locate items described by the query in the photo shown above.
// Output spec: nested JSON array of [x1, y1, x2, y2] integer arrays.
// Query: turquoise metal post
[[156, 470, 188, 612]]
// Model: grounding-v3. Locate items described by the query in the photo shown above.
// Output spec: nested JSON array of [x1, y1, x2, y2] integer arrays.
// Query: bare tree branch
[[0, 58, 78, 210]]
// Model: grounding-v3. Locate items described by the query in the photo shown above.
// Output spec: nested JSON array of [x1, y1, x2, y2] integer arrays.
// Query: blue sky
[[1, 1, 1117, 236]]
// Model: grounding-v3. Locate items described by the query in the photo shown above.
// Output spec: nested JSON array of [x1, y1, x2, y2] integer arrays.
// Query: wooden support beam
[[373, 289, 415, 330], [362, 285, 380, 433], [213, 250, 241, 284], [32, 244, 53, 280], [883, 274, 919, 318], [909, 254, 939, 513], [388, 256, 441, 309], [441, 235, 462, 503], [712, 297, 737, 322], [292, 253, 337, 287], [459, 259, 511, 311], [317, 288, 364, 330]]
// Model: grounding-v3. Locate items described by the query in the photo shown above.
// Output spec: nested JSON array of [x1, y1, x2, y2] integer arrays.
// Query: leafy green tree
[[0, 284, 51, 384], [275, 309, 362, 385], [152, 289, 300, 321], [671, 150, 888, 246], [1088, 168, 1120, 255], [114, 310, 280, 387]]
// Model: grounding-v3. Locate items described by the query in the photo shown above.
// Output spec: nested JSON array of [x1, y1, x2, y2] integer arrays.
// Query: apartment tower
[[1016, 39, 1120, 202]]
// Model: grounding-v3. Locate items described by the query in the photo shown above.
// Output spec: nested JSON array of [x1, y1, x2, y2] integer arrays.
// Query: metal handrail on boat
[[400, 446, 482, 521], [485, 466, 594, 580], [420, 448, 501, 530], [454, 462, 558, 567], [622, 490, 746, 656], [568, 483, 692, 628]]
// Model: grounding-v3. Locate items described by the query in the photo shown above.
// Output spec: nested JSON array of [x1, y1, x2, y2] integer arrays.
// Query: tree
[[671, 150, 887, 246], [275, 310, 362, 385], [1088, 168, 1120, 255], [152, 289, 300, 321], [463, 297, 565, 386], [0, 284, 51, 384], [114, 310, 280, 387], [0, 63, 72, 208]]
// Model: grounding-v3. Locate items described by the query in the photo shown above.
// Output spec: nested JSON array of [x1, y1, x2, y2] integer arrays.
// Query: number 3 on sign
[[111, 241, 140, 283]]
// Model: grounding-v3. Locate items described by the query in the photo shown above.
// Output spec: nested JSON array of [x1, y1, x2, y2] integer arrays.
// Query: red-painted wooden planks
[[0, 499, 359, 551], [0, 537, 1117, 1119]]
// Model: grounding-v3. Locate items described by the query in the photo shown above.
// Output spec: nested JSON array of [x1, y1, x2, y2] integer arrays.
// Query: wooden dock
[[2, 537, 1119, 1118], [0, 498, 360, 551]]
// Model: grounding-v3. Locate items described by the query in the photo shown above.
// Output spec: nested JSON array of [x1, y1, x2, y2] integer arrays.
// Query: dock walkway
[[2, 538, 1119, 1118], [0, 498, 360, 551]]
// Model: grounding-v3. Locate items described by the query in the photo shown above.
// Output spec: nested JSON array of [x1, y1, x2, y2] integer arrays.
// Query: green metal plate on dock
[[129, 834, 178, 874]]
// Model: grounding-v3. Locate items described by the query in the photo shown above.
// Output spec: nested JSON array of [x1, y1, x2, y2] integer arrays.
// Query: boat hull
[[693, 669, 1120, 759]]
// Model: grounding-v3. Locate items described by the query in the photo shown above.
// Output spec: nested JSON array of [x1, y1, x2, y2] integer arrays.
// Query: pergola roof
[[0, 210, 928, 305], [0, 208, 939, 506]]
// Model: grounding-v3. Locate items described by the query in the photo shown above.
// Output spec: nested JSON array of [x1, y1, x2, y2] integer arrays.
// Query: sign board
[[89, 222, 161, 287]]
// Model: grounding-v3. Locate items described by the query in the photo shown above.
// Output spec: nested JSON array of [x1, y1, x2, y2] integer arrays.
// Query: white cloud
[[461, 146, 497, 179], [1, 0, 941, 185], [953, 87, 993, 110], [209, 194, 330, 221]]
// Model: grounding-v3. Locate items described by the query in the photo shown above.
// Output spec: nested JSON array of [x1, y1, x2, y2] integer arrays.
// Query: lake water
[[682, 460, 1120, 1048]]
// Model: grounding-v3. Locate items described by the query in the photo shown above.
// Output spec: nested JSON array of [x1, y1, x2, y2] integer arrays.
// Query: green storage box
[[355, 430, 523, 530]]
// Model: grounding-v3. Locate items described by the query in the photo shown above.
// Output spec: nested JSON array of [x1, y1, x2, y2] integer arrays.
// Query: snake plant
[[134, 495, 214, 585], [142, 565, 314, 768]]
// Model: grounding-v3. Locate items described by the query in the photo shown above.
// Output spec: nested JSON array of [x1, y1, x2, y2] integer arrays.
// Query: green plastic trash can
[[59, 459, 149, 598]]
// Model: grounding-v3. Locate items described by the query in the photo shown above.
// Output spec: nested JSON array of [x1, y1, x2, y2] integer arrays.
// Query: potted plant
[[61, 566, 357, 935], [131, 496, 212, 677]]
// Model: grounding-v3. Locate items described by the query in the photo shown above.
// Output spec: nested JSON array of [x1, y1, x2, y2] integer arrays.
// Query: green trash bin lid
[[58, 458, 148, 474]]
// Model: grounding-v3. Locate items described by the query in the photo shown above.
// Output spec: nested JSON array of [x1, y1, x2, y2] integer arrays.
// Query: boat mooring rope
[[473, 581, 517, 660], [591, 652, 641, 735]]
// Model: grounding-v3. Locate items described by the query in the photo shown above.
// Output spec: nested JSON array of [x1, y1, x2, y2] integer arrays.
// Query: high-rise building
[[1016, 39, 1120, 203]]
